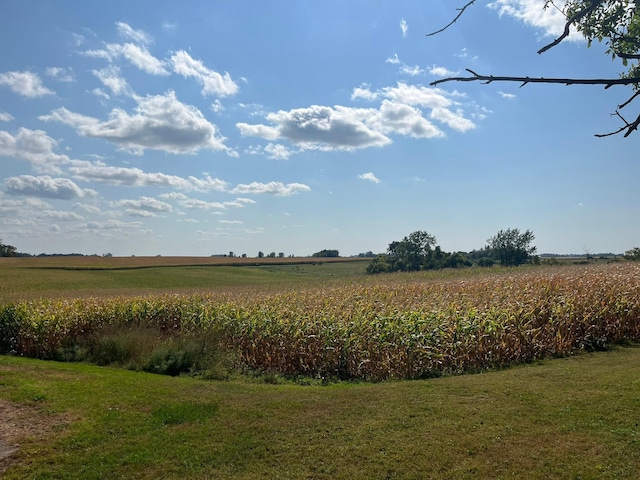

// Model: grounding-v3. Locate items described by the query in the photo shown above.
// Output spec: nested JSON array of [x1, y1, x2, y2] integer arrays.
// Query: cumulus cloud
[[0, 112, 14, 122], [370, 100, 444, 138], [112, 196, 172, 212], [68, 162, 228, 192], [178, 197, 254, 210], [239, 105, 391, 151], [231, 181, 311, 196], [400, 65, 425, 76], [429, 65, 455, 77], [351, 84, 379, 102], [0, 71, 54, 97], [358, 172, 381, 184], [4, 175, 96, 200], [46, 67, 75, 83], [487, 0, 577, 40], [264, 143, 292, 160], [238, 82, 476, 154], [116, 21, 153, 45], [42, 210, 85, 221], [40, 91, 233, 155], [0, 128, 71, 174], [498, 91, 517, 99], [219, 219, 243, 224], [171, 50, 239, 97], [92, 65, 131, 96], [83, 44, 169, 76]]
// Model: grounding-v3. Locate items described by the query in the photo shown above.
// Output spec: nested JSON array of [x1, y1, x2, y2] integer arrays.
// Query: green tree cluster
[[312, 249, 340, 258], [0, 238, 18, 257], [367, 228, 537, 274], [624, 247, 640, 260]]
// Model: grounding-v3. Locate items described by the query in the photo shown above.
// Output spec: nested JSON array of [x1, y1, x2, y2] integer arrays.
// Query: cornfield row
[[1, 263, 639, 380]]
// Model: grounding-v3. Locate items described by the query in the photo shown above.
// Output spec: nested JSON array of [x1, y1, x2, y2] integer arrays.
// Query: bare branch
[[426, 0, 476, 37], [429, 69, 640, 87], [537, 0, 603, 55], [618, 90, 640, 110], [595, 111, 640, 137]]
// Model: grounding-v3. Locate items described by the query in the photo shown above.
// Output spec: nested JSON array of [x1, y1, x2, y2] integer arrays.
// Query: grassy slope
[[1, 348, 639, 479]]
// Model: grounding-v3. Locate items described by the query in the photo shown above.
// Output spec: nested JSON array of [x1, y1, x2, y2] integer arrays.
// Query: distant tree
[[312, 249, 340, 258], [258, 251, 264, 258], [477, 257, 495, 268], [0, 238, 17, 257], [366, 255, 390, 274], [267, 252, 276, 258], [624, 247, 640, 261], [486, 228, 537, 266], [229, 251, 235, 258], [387, 230, 437, 271], [241, 253, 247, 258], [278, 252, 285, 258], [357, 251, 376, 258]]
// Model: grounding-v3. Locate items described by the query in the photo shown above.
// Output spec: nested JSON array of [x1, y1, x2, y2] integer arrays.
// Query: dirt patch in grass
[[0, 399, 68, 474]]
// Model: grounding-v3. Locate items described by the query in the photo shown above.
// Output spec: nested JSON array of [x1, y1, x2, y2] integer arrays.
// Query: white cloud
[[42, 210, 85, 221], [0, 128, 71, 174], [83, 42, 169, 76], [211, 99, 224, 112], [400, 19, 408, 37], [68, 163, 228, 191], [4, 175, 96, 200], [171, 50, 239, 97], [498, 91, 517, 99], [370, 100, 444, 138], [351, 84, 379, 102], [241, 105, 391, 151], [264, 143, 292, 160], [219, 220, 243, 224], [358, 172, 381, 184], [112, 196, 173, 212], [237, 122, 280, 140], [231, 181, 311, 196], [46, 67, 75, 82], [237, 82, 478, 153], [0, 112, 13, 122], [0, 71, 53, 97], [116, 22, 153, 45], [487, 0, 577, 40], [386, 54, 401, 65], [92, 65, 131, 96], [400, 65, 425, 76], [429, 65, 455, 77], [40, 91, 233, 155], [115, 43, 169, 75]]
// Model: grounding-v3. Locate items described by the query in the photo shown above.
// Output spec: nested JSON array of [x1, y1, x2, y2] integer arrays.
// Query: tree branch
[[426, 0, 476, 37], [595, 111, 640, 137], [537, 0, 604, 54], [429, 69, 640, 87]]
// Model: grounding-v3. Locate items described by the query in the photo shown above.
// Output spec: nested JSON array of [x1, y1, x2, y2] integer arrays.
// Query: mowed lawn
[[1, 347, 639, 479]]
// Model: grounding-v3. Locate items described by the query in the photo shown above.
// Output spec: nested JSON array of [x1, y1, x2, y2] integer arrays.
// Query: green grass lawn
[[2, 346, 639, 479]]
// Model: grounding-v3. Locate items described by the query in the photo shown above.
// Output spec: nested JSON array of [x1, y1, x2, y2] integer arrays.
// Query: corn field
[[1, 263, 639, 380]]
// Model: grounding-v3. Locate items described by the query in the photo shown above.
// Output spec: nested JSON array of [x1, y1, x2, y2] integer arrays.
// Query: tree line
[[366, 228, 539, 274]]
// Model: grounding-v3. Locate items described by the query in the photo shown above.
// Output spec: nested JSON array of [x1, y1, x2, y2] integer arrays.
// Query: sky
[[1, 1, 639, 257]]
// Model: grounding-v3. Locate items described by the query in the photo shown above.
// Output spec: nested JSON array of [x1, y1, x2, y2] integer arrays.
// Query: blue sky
[[1, 1, 638, 257]]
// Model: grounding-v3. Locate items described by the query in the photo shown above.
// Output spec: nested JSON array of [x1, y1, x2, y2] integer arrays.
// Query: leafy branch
[[427, 0, 640, 137]]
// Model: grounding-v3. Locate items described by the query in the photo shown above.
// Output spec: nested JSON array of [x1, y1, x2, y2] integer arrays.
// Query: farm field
[[1, 257, 640, 477]]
